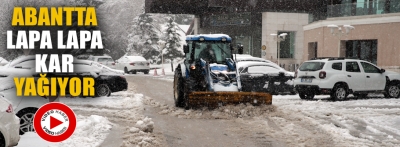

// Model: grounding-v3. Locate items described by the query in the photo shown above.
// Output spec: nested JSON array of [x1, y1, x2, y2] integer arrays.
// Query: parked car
[[0, 67, 53, 135], [0, 94, 20, 147], [46, 59, 128, 97], [294, 57, 400, 100], [87, 55, 116, 68], [233, 54, 296, 95], [238, 61, 295, 95], [5, 55, 127, 97], [3, 55, 35, 69], [115, 56, 150, 74]]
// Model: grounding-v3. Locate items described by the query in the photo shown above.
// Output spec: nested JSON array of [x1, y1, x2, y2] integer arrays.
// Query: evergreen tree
[[162, 17, 183, 63], [127, 13, 161, 63]]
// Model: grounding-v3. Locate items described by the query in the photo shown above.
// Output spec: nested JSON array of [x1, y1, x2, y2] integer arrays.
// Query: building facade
[[304, 0, 400, 72], [145, 0, 400, 71]]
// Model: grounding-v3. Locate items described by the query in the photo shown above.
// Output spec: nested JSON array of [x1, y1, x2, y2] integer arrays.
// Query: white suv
[[294, 58, 400, 101]]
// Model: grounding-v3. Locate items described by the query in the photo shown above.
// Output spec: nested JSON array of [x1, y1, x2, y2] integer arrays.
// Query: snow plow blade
[[188, 92, 272, 108]]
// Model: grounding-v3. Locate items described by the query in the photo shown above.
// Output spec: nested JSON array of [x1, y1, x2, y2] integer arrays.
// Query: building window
[[308, 42, 318, 59], [345, 40, 377, 65], [278, 31, 295, 58]]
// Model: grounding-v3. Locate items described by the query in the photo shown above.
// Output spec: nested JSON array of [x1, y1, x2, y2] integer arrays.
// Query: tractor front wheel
[[173, 70, 185, 107]]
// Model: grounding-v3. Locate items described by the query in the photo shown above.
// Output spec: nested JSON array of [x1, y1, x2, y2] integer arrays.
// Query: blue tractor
[[173, 34, 272, 109]]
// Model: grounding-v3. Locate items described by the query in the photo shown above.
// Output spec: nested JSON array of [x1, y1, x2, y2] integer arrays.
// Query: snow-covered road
[[129, 74, 400, 147], [15, 73, 400, 147]]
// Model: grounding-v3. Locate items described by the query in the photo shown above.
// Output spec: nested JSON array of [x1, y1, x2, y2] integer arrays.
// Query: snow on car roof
[[235, 57, 272, 63], [93, 56, 113, 59], [0, 67, 34, 76], [5, 55, 35, 67], [124, 56, 147, 61], [0, 67, 35, 91], [237, 61, 284, 71]]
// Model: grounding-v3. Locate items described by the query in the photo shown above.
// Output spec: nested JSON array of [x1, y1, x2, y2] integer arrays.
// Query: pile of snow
[[270, 95, 400, 146], [143, 96, 276, 119], [122, 117, 158, 147], [134, 117, 154, 133], [63, 89, 161, 147], [62, 93, 143, 109], [16, 115, 113, 147], [53, 115, 113, 147]]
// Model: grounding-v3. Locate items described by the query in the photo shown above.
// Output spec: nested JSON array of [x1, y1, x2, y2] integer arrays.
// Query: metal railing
[[327, 1, 400, 18]]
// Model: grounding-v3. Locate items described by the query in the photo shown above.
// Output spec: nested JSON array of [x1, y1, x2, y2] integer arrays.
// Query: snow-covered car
[[0, 95, 20, 147], [234, 54, 274, 64], [87, 55, 116, 69], [3, 55, 35, 69], [4, 55, 127, 97], [238, 61, 295, 95], [0, 68, 52, 135], [294, 57, 400, 100], [46, 60, 128, 97], [233, 54, 295, 94], [115, 56, 150, 74]]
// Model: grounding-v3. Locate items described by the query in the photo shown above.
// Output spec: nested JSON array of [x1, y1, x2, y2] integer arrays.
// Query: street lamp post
[[327, 24, 355, 57], [270, 33, 287, 66]]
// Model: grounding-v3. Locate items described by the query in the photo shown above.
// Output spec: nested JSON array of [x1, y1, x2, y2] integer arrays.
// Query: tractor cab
[[184, 34, 233, 64]]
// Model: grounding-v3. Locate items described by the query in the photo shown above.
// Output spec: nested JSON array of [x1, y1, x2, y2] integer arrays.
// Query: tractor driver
[[199, 44, 216, 63]]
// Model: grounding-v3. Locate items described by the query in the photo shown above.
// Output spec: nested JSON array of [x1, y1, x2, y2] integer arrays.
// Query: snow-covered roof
[[178, 25, 190, 33]]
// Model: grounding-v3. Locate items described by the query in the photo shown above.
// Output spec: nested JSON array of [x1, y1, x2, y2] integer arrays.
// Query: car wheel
[[16, 108, 38, 135], [144, 70, 150, 74], [95, 84, 110, 97], [173, 71, 185, 107], [132, 70, 137, 74], [299, 92, 315, 100], [386, 83, 400, 98], [331, 84, 348, 101], [124, 67, 128, 74], [0, 133, 5, 147]]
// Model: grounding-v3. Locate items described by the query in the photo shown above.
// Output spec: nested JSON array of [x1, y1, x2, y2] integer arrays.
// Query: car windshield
[[299, 62, 325, 71], [98, 58, 114, 62], [193, 42, 231, 64]]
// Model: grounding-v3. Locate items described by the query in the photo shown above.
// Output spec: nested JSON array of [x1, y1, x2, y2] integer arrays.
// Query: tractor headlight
[[222, 38, 226, 42], [199, 37, 205, 41], [190, 64, 196, 70]]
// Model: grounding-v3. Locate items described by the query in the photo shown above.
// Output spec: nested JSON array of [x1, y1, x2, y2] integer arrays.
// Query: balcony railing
[[328, 1, 400, 18]]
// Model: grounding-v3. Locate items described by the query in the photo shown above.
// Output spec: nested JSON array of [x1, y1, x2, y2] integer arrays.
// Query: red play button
[[50, 116, 63, 129]]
